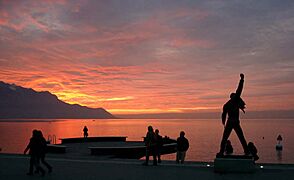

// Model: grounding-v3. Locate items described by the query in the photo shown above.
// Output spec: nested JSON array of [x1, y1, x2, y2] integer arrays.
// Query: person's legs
[[180, 151, 186, 164], [151, 146, 157, 165], [34, 156, 45, 176], [35, 164, 45, 176], [152, 154, 157, 165], [219, 124, 233, 154], [234, 123, 249, 154], [176, 151, 180, 163], [143, 147, 150, 165], [41, 155, 52, 172], [157, 148, 161, 163], [27, 155, 35, 175]]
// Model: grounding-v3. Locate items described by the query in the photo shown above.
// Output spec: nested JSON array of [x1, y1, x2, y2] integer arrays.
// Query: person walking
[[143, 126, 157, 166], [217, 73, 249, 157], [176, 131, 189, 164], [38, 130, 52, 173], [24, 130, 45, 176]]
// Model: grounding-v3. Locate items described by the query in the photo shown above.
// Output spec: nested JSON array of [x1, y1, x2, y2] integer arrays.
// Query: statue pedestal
[[214, 155, 256, 173]]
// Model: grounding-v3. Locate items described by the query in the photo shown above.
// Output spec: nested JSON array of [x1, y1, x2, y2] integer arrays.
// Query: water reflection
[[0, 119, 293, 163]]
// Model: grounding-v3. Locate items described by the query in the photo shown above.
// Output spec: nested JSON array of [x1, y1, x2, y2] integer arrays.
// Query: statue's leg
[[234, 123, 249, 154], [219, 124, 233, 154]]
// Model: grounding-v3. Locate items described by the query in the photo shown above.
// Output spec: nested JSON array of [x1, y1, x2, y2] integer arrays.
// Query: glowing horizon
[[1, 1, 294, 114]]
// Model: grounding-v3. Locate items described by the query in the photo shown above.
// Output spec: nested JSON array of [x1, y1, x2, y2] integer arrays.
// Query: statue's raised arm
[[235, 73, 244, 97]]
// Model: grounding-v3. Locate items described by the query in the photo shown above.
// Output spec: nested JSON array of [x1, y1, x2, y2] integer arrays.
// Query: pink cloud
[[0, 0, 70, 32], [1, 1, 294, 114], [168, 38, 215, 48]]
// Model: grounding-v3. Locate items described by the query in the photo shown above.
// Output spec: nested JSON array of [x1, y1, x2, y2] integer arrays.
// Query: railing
[[47, 134, 57, 144]]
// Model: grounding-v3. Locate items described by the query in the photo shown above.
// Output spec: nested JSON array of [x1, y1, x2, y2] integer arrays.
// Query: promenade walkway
[[1, 154, 293, 180]]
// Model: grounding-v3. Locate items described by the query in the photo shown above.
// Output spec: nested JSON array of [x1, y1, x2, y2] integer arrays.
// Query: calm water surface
[[0, 119, 293, 163]]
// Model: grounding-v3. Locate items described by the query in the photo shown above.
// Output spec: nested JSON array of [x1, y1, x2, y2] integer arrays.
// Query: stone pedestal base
[[214, 155, 256, 173]]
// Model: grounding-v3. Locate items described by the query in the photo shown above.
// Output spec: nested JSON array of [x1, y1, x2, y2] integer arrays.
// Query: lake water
[[0, 119, 293, 164]]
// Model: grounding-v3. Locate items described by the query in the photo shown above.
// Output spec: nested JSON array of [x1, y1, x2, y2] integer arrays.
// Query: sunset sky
[[1, 0, 294, 115]]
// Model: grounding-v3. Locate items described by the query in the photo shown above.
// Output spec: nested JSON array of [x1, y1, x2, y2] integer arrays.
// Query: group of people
[[143, 126, 189, 166], [24, 129, 52, 176], [142, 126, 162, 166]]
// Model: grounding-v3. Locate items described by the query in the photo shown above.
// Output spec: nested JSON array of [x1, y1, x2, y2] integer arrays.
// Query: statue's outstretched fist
[[240, 73, 244, 80]]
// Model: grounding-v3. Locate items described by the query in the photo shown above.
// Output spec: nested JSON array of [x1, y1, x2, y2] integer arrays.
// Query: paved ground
[[1, 154, 294, 180]]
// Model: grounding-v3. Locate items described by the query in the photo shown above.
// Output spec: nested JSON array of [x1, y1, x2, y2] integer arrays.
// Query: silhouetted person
[[143, 126, 157, 166], [36, 131, 52, 173], [154, 129, 163, 163], [24, 130, 45, 176], [176, 131, 189, 164], [217, 74, 249, 157], [276, 134, 283, 150], [83, 126, 88, 138], [225, 140, 233, 155], [248, 142, 259, 161]]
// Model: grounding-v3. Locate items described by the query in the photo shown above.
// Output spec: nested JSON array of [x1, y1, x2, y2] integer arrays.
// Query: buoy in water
[[276, 134, 283, 150], [276, 144, 283, 150]]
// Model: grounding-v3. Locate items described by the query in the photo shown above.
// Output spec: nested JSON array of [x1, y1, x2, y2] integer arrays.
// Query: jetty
[[46, 136, 177, 159]]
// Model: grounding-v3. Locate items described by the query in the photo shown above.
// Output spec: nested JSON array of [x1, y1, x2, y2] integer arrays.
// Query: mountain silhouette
[[0, 81, 115, 119]]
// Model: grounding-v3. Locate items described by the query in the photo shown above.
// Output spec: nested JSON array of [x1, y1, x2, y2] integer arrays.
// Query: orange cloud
[[1, 1, 294, 115]]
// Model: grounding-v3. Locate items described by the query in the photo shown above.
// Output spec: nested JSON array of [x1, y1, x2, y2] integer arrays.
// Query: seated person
[[248, 142, 259, 161], [225, 140, 233, 155]]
